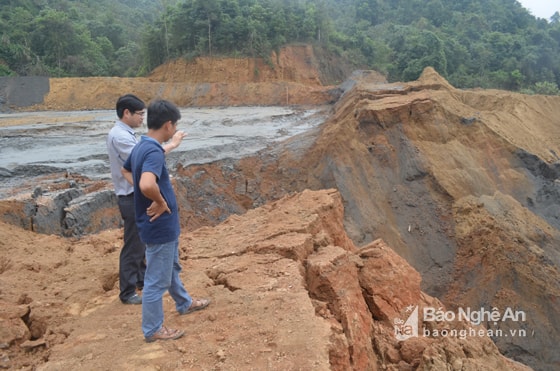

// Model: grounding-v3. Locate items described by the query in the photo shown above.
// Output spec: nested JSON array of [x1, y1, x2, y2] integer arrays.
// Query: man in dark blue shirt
[[122, 99, 210, 342]]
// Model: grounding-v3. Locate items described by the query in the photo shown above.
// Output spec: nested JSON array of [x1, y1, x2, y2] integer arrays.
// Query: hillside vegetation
[[1, 0, 560, 94]]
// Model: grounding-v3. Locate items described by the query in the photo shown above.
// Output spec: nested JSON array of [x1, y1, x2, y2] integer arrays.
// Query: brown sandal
[[145, 326, 185, 343], [180, 298, 210, 315]]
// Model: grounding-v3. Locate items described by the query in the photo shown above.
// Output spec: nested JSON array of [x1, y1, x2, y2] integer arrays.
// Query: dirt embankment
[[1, 45, 560, 371], [4, 44, 364, 112]]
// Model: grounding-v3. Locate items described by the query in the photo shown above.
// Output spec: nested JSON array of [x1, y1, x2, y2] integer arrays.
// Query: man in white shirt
[[107, 94, 185, 304]]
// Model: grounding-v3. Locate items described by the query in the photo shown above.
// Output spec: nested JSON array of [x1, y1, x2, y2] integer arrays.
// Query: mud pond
[[0, 106, 328, 192]]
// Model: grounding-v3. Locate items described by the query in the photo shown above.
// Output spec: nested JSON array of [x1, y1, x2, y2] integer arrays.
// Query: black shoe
[[122, 293, 142, 305]]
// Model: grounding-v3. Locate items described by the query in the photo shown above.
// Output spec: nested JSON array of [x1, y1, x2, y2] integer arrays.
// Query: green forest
[[1, 0, 560, 94]]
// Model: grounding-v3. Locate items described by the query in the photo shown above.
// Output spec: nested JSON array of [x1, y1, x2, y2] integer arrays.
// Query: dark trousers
[[117, 194, 146, 301]]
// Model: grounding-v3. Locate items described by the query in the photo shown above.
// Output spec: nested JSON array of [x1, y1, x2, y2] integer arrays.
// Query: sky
[[517, 0, 559, 20]]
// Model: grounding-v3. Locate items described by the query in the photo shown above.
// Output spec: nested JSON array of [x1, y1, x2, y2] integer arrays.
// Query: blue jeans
[[142, 239, 192, 338]]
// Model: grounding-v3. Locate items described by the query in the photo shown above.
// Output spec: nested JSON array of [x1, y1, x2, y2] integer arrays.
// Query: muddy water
[[0, 106, 328, 185]]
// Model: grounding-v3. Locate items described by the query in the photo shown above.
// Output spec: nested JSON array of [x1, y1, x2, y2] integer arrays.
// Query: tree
[[247, 3, 269, 57], [31, 9, 81, 75], [191, 0, 222, 56], [0, 6, 35, 74], [386, 26, 448, 81], [533, 81, 560, 95], [113, 42, 142, 77], [140, 24, 168, 74]]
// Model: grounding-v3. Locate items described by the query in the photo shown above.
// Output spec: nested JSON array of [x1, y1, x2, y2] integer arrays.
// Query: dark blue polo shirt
[[123, 135, 180, 244]]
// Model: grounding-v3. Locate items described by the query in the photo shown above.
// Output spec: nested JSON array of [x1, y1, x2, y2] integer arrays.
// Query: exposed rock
[[0, 302, 31, 349], [0, 174, 119, 237], [63, 189, 120, 237], [358, 239, 426, 323]]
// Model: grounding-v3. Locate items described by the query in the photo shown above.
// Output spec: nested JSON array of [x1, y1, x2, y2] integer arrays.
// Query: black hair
[[116, 94, 145, 119], [147, 99, 181, 130]]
